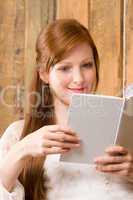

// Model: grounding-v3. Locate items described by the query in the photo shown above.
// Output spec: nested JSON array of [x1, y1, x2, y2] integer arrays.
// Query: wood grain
[[57, 0, 89, 27], [0, 0, 25, 134], [24, 0, 56, 113], [89, 0, 123, 96], [125, 0, 133, 85]]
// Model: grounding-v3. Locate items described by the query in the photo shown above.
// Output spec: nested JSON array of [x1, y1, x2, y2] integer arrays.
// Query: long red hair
[[19, 19, 100, 200]]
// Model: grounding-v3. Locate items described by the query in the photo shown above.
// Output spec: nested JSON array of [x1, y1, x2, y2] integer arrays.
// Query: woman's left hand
[[94, 146, 133, 182]]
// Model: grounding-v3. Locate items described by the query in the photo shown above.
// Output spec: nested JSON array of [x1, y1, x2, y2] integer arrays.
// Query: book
[[60, 93, 133, 164]]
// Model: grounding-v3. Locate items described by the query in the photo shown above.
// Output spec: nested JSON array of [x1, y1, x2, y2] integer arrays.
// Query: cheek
[[56, 72, 71, 85], [49, 70, 59, 83], [49, 73, 69, 88], [61, 76, 71, 86], [85, 69, 96, 83]]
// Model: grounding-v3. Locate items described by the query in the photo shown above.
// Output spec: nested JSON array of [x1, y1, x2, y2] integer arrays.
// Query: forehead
[[57, 43, 94, 65]]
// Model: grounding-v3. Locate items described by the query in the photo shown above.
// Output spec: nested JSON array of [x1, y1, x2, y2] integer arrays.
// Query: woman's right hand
[[0, 125, 80, 192], [19, 125, 80, 158]]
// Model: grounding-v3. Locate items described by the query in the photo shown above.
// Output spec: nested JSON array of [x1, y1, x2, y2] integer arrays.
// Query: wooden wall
[[126, 0, 133, 85], [0, 0, 133, 134]]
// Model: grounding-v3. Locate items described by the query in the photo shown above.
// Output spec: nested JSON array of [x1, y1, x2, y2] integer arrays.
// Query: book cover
[[60, 94, 132, 164]]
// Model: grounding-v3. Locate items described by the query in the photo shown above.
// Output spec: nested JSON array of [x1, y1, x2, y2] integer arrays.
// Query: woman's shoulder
[[0, 120, 25, 157], [7, 120, 24, 131], [0, 120, 24, 144], [6, 119, 24, 129], [3, 119, 24, 134]]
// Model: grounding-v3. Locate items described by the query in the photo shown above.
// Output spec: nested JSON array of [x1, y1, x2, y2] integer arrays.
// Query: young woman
[[0, 19, 133, 200]]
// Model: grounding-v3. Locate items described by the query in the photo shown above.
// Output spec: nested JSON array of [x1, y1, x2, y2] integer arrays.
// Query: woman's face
[[44, 43, 97, 106]]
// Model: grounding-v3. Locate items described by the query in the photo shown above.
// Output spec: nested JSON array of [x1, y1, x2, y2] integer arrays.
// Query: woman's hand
[[19, 124, 80, 158], [94, 145, 133, 182], [0, 124, 80, 192]]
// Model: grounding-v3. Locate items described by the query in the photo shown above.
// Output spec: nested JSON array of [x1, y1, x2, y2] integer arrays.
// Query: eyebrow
[[57, 58, 94, 65]]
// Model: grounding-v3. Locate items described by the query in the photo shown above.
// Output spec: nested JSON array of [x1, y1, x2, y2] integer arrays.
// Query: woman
[[0, 19, 133, 200]]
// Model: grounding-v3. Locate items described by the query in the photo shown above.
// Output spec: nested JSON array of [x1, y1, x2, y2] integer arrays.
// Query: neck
[[54, 98, 69, 126]]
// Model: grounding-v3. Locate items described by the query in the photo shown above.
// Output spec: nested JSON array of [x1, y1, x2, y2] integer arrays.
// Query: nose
[[72, 68, 84, 84]]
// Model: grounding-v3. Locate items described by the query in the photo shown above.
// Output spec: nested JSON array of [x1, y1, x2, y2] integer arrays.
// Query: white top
[[0, 120, 133, 200]]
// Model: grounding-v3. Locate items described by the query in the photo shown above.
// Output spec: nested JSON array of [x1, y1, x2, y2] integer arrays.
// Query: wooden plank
[[57, 0, 89, 27], [0, 0, 17, 134], [0, 0, 16, 79], [0, 0, 25, 134], [125, 0, 133, 85], [89, 0, 123, 96], [41, 0, 56, 26], [13, 0, 25, 119], [24, 0, 56, 99], [24, 0, 42, 94]]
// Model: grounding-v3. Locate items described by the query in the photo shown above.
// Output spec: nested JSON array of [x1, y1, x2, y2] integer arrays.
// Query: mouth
[[67, 87, 87, 93]]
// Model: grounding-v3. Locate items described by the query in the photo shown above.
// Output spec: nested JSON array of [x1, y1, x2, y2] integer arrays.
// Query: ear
[[38, 67, 49, 84]]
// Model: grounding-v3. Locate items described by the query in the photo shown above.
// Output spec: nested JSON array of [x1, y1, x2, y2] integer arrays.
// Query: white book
[[60, 93, 133, 164]]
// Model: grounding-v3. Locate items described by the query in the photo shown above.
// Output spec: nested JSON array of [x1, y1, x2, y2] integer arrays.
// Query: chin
[[60, 94, 72, 107], [63, 98, 71, 106]]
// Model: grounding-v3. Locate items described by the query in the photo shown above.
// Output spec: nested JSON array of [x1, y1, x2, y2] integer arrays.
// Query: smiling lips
[[68, 87, 87, 93]]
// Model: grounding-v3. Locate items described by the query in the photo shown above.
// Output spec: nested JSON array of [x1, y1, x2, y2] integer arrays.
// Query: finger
[[105, 146, 128, 156], [95, 163, 127, 173], [94, 155, 127, 165], [47, 125, 77, 136], [46, 132, 80, 143], [44, 147, 70, 154], [43, 139, 80, 149], [125, 154, 133, 163], [113, 169, 133, 179]]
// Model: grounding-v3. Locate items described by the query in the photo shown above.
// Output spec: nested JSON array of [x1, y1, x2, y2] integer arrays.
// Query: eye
[[58, 66, 71, 72], [82, 62, 94, 68]]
